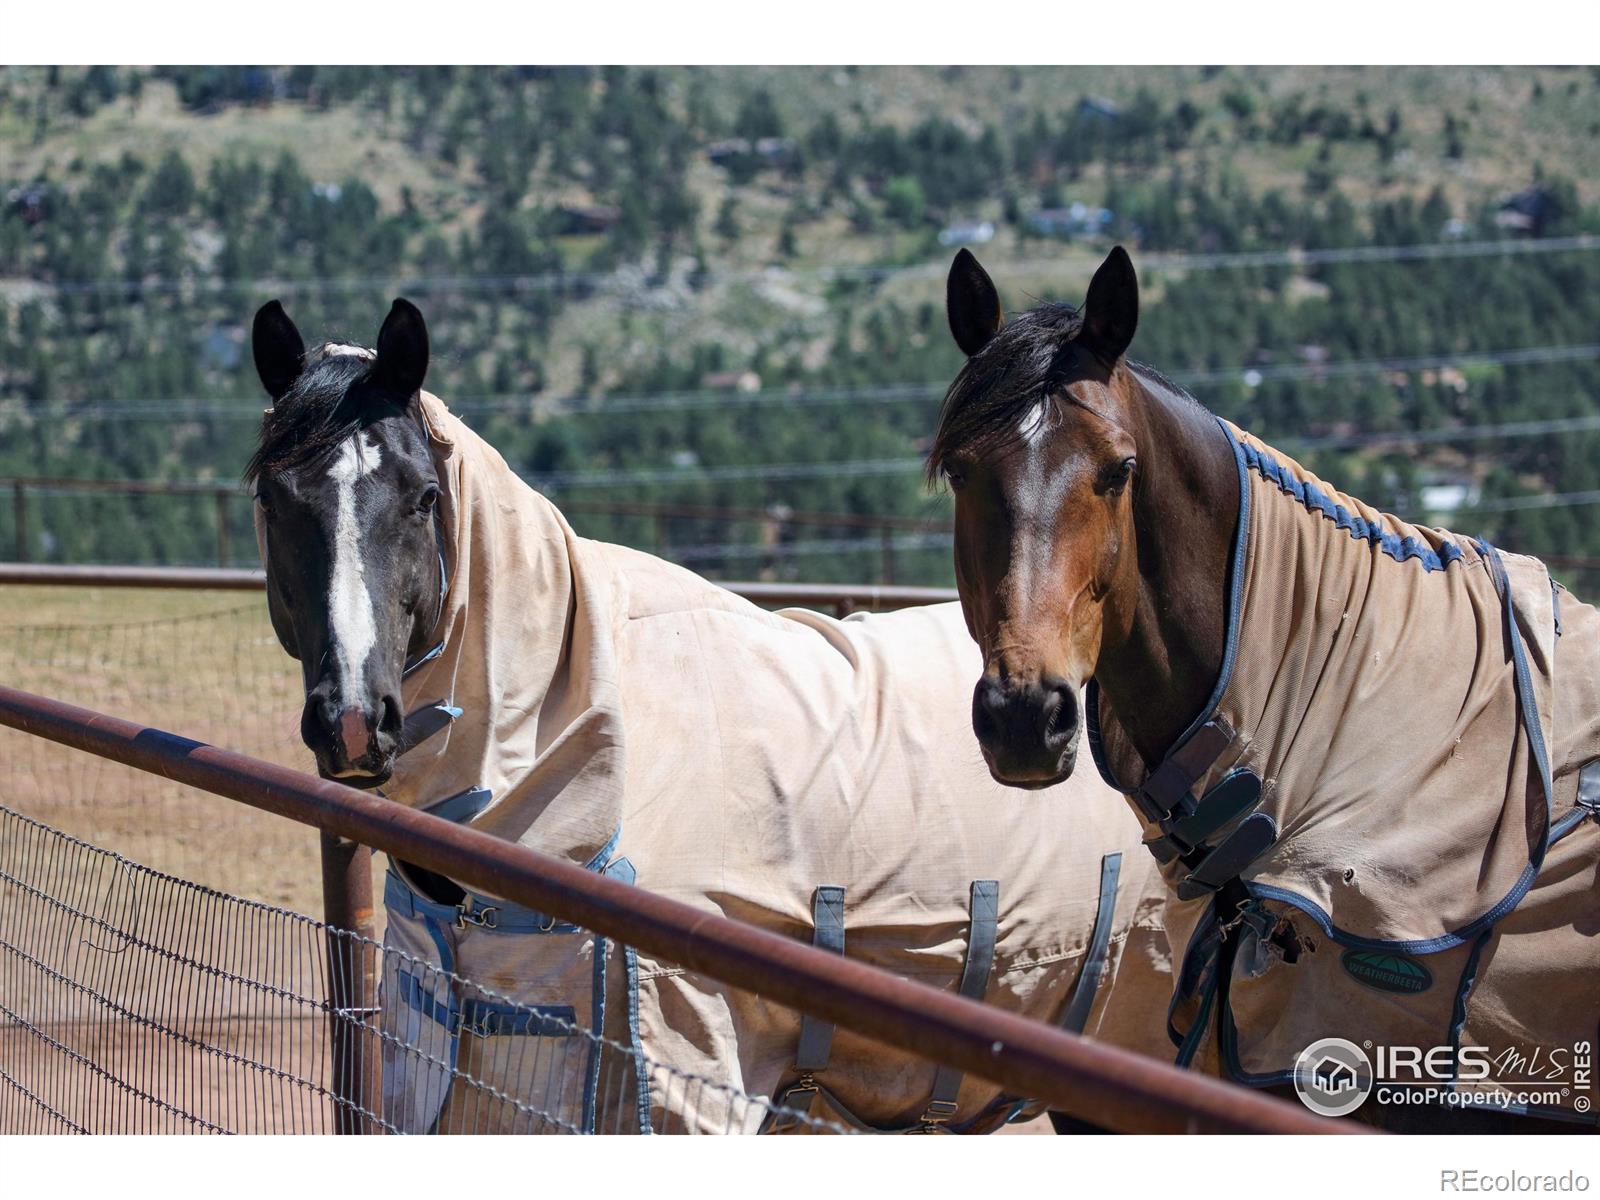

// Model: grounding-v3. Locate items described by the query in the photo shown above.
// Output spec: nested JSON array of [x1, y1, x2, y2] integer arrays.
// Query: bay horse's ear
[[1079, 246, 1139, 365], [375, 298, 429, 399], [252, 299, 305, 403], [947, 248, 1004, 357]]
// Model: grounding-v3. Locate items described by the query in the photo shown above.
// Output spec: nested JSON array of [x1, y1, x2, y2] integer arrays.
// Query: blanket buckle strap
[[1576, 761, 1600, 824], [456, 902, 500, 930], [1133, 718, 1238, 829]]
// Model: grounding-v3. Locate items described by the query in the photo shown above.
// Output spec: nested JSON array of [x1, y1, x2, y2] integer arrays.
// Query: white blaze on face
[[1009, 399, 1083, 603], [325, 430, 383, 729]]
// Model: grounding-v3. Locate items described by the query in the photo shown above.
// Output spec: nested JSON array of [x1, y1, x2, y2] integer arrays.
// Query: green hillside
[[2, 66, 1598, 590]]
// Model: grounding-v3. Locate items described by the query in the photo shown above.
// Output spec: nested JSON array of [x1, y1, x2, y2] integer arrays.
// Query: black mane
[[244, 348, 376, 485], [926, 302, 1084, 482]]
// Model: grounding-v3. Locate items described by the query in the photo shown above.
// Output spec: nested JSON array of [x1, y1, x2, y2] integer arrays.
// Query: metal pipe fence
[[0, 682, 1352, 1135], [0, 563, 956, 616], [0, 579, 1357, 1135]]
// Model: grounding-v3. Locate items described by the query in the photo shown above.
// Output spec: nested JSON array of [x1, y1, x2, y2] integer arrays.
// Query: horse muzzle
[[302, 691, 402, 788], [971, 675, 1081, 790]]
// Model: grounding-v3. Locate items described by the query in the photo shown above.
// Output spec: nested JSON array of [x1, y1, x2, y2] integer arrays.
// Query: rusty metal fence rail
[[0, 682, 1354, 1135]]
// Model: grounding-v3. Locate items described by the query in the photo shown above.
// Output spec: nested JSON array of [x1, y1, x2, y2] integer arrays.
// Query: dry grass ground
[[0, 585, 324, 913]]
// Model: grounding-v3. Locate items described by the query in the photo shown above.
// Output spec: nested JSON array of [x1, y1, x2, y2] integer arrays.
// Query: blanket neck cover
[[1089, 418, 1599, 1123], [383, 392, 626, 869]]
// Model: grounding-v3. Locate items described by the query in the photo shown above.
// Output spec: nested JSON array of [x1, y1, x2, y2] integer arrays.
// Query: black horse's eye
[[1101, 457, 1136, 496], [255, 492, 275, 519], [418, 484, 440, 514]]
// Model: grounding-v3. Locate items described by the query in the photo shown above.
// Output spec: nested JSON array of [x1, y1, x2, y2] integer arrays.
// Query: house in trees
[[1495, 187, 1559, 236]]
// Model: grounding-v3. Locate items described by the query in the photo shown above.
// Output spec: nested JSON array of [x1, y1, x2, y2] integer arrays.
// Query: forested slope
[[2, 66, 1597, 589]]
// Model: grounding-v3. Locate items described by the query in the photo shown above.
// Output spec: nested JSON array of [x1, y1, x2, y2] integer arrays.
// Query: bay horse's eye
[[942, 462, 967, 492], [1101, 457, 1137, 496], [418, 484, 441, 514]]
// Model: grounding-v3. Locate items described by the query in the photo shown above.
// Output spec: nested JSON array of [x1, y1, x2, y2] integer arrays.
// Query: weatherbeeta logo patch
[[1340, 949, 1433, 994]]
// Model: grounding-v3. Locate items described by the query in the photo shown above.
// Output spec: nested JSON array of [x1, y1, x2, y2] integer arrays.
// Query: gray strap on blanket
[[794, 885, 846, 1072], [396, 700, 461, 757], [1059, 852, 1122, 1034], [918, 879, 1000, 1126]]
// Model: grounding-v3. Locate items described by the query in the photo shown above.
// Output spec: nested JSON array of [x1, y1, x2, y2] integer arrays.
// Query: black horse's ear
[[375, 298, 429, 399], [947, 248, 1004, 357], [252, 300, 305, 402], [1079, 246, 1139, 365]]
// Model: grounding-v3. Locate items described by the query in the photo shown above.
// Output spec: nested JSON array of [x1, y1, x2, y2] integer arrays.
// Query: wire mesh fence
[[0, 589, 320, 914], [0, 805, 842, 1134]]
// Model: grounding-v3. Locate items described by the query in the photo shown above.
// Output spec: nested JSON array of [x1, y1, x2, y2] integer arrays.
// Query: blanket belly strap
[[793, 885, 846, 1072], [1058, 853, 1122, 1035], [764, 880, 1005, 1134], [919, 879, 1000, 1125]]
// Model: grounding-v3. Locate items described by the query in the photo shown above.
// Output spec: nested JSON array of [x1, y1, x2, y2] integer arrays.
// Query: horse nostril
[[377, 695, 403, 741], [971, 678, 1008, 741], [1038, 678, 1080, 747], [302, 691, 337, 745]]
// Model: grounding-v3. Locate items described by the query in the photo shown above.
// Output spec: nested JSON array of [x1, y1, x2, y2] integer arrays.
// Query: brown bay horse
[[931, 247, 1600, 1133]]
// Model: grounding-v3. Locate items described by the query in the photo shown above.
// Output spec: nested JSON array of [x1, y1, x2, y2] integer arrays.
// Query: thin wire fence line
[[13, 407, 1600, 529], [0, 804, 849, 1135], [4, 341, 1596, 424], [6, 233, 1597, 301]]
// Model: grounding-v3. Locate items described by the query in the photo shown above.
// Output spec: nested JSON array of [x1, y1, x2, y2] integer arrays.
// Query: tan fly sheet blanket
[[282, 393, 1176, 1134], [1089, 418, 1600, 1124]]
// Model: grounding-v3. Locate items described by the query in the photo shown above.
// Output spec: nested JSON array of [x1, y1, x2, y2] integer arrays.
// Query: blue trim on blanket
[[583, 933, 606, 1134], [417, 914, 459, 1134], [601, 854, 653, 1135], [625, 945, 652, 1134], [1239, 874, 1541, 956], [1087, 416, 1252, 794], [1446, 930, 1493, 1075], [382, 817, 627, 1133], [1240, 440, 1465, 572], [402, 638, 446, 678], [1547, 804, 1592, 846], [385, 866, 585, 934], [423, 785, 490, 826], [394, 968, 577, 1038], [1167, 899, 1224, 1066], [384, 825, 621, 937]]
